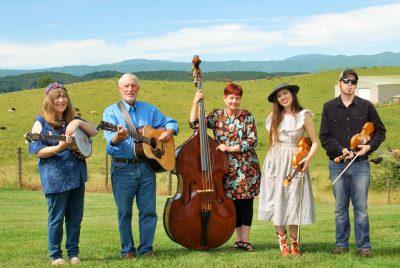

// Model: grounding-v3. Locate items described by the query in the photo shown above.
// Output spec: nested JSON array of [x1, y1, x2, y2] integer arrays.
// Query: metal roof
[[360, 76, 400, 85]]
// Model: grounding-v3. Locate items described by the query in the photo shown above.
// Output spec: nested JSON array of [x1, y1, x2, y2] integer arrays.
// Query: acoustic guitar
[[97, 120, 175, 172]]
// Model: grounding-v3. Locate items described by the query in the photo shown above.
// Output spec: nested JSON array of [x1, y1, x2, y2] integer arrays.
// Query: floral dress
[[206, 109, 261, 200]]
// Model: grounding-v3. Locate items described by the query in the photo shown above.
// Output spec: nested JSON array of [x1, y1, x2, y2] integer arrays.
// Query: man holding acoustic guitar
[[101, 73, 178, 259]]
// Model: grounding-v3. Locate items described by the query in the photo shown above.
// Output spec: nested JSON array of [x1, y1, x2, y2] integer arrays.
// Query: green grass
[[1, 189, 399, 267], [1, 67, 400, 202]]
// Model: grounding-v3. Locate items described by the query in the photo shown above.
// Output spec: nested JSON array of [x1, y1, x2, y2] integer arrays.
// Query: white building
[[334, 75, 400, 103]]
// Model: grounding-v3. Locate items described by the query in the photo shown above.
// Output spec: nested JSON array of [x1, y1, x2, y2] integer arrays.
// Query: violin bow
[[331, 152, 360, 185]]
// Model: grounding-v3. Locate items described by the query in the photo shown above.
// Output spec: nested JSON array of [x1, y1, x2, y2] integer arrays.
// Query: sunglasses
[[341, 78, 358, 85]]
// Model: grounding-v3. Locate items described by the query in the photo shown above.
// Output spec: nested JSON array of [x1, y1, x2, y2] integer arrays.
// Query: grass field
[[0, 189, 399, 267], [0, 66, 400, 201]]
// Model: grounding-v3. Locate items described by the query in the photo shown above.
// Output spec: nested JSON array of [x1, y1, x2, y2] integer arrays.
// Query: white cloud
[[1, 2, 400, 68], [0, 24, 284, 68], [286, 2, 400, 47]]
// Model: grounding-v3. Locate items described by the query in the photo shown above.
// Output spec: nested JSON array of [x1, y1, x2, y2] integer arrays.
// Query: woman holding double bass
[[258, 83, 318, 256], [188, 83, 261, 251], [164, 56, 260, 251]]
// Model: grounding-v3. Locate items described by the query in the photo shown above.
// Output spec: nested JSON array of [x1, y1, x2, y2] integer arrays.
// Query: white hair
[[118, 73, 140, 88]]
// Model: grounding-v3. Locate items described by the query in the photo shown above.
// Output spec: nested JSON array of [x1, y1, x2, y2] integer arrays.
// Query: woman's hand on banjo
[[66, 119, 81, 137]]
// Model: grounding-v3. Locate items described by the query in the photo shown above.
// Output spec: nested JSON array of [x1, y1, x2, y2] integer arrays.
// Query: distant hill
[[1, 51, 400, 77], [1, 66, 399, 192], [0, 70, 305, 93]]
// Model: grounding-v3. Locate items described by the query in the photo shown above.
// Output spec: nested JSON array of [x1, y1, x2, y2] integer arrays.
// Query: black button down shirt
[[319, 95, 386, 160]]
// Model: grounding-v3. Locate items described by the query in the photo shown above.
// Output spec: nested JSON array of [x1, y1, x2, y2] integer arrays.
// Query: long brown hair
[[41, 88, 74, 128], [269, 90, 303, 146]]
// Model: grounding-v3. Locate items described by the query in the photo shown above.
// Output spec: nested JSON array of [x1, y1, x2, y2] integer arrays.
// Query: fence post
[[17, 147, 22, 188], [168, 171, 172, 195], [387, 177, 391, 205], [105, 154, 109, 189]]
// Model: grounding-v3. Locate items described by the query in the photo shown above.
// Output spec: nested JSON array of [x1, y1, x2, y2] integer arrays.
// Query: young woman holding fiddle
[[258, 83, 318, 256]]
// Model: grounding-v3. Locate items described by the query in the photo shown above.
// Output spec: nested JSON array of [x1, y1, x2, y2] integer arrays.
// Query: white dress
[[258, 109, 316, 226]]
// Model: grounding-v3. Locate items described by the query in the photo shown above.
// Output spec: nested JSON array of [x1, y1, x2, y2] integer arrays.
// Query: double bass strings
[[198, 101, 208, 210], [198, 98, 214, 210]]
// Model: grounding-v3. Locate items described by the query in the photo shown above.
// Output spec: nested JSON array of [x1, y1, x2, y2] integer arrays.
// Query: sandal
[[232, 241, 243, 249], [241, 242, 254, 252]]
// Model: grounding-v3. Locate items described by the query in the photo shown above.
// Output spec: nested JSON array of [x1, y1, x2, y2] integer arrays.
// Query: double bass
[[163, 55, 236, 250]]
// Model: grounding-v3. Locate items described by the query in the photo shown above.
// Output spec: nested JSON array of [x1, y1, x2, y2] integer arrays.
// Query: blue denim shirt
[[29, 115, 87, 194], [102, 100, 179, 159]]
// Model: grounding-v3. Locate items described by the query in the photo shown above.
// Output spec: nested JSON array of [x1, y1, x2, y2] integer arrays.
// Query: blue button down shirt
[[29, 115, 87, 194], [102, 100, 179, 159]]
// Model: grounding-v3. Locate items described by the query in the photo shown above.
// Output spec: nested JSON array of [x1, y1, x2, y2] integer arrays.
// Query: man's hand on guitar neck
[[158, 129, 175, 143], [111, 126, 129, 145]]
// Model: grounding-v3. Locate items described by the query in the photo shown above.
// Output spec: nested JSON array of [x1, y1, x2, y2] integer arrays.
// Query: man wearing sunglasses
[[319, 69, 386, 257]]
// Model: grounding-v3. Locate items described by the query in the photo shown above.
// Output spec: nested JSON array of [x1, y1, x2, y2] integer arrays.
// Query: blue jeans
[[111, 161, 157, 256], [329, 160, 371, 250], [45, 184, 85, 260]]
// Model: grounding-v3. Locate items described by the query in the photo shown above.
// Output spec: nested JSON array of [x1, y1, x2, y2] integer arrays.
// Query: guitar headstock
[[25, 132, 41, 142], [97, 121, 118, 132]]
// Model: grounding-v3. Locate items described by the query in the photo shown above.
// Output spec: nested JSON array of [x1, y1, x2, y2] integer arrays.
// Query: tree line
[[0, 70, 307, 93]]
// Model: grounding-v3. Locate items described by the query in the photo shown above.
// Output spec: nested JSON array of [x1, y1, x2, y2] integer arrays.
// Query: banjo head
[[73, 128, 92, 158]]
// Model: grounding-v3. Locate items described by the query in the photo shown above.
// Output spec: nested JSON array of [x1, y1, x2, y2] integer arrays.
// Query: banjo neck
[[38, 134, 69, 142]]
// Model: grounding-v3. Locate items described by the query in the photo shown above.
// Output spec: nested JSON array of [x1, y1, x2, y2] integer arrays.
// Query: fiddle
[[283, 137, 311, 187], [331, 122, 375, 186], [334, 122, 375, 163]]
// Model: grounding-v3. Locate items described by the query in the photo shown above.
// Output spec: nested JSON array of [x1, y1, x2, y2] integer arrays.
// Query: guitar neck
[[107, 124, 152, 144]]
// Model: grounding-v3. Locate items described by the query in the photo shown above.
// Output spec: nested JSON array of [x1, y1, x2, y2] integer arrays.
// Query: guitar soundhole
[[150, 138, 157, 149]]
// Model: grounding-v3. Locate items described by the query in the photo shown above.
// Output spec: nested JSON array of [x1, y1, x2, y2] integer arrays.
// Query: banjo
[[25, 127, 92, 159]]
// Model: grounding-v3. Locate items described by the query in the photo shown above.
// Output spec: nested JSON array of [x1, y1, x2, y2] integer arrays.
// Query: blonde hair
[[41, 87, 74, 128]]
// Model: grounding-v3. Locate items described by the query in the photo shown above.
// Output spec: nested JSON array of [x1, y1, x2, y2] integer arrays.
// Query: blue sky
[[1, 0, 400, 68]]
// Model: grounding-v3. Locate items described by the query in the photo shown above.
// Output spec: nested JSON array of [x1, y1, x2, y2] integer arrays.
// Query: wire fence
[[2, 147, 398, 204]]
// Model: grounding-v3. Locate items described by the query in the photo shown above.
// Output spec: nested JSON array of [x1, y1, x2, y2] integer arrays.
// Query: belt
[[112, 157, 139, 164]]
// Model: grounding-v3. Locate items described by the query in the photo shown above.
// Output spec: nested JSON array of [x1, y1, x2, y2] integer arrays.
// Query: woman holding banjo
[[29, 82, 97, 265]]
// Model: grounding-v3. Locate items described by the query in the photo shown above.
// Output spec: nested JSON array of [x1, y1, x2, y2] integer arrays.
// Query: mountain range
[[1, 52, 400, 77]]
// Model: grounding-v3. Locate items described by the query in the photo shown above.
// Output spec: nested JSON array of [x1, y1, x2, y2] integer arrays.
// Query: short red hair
[[224, 83, 243, 97]]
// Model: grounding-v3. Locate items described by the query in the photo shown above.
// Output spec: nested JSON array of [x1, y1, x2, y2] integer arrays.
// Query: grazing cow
[[90, 111, 98, 116], [8, 108, 16, 113], [0, 126, 6, 130], [74, 107, 80, 112]]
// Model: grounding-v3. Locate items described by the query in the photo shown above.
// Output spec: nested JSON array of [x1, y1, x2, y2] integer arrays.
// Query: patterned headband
[[45, 82, 66, 96]]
